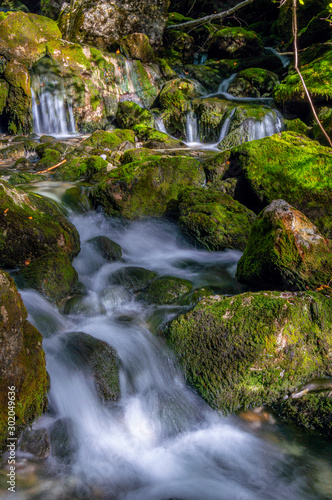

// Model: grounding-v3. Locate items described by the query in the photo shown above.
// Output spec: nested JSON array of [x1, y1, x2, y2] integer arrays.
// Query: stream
[[1, 192, 332, 499]]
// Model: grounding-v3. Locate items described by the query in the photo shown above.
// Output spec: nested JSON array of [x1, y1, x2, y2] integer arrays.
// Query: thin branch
[[38, 159, 66, 174], [292, 0, 332, 147], [166, 0, 254, 30]]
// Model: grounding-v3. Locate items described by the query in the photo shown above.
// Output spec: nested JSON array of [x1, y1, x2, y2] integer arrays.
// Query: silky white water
[[3, 206, 331, 500]]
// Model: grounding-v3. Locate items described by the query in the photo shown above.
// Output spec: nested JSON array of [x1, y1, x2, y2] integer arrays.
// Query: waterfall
[[155, 116, 168, 134], [219, 108, 236, 142], [265, 47, 290, 68], [194, 53, 208, 65], [31, 72, 76, 137], [185, 109, 199, 144], [247, 110, 284, 141], [218, 73, 237, 93]]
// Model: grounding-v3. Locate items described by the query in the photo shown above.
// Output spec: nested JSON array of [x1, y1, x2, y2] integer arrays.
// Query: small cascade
[[219, 108, 236, 142], [155, 116, 168, 134], [247, 110, 284, 141], [31, 63, 76, 136], [194, 53, 208, 65], [185, 109, 199, 144], [218, 73, 237, 93], [266, 47, 290, 68]]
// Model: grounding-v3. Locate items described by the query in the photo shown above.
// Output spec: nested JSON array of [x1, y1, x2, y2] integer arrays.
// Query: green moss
[[236, 200, 332, 290], [0, 12, 60, 65], [0, 180, 80, 268], [133, 125, 184, 149], [209, 27, 263, 60], [108, 266, 158, 293], [166, 291, 332, 412], [0, 271, 48, 452], [116, 101, 154, 129], [36, 149, 61, 170], [83, 129, 135, 149], [121, 148, 156, 165], [226, 132, 332, 237], [21, 251, 79, 302], [137, 276, 192, 305], [6, 86, 32, 135], [274, 50, 332, 104], [46, 39, 91, 72], [0, 80, 9, 114], [89, 155, 205, 219], [176, 187, 256, 251], [229, 68, 279, 97], [312, 106, 332, 145], [192, 98, 234, 142], [131, 60, 158, 108], [8, 173, 46, 185], [285, 118, 311, 136]]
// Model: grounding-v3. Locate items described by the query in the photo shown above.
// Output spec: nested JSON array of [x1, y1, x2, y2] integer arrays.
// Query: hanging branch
[[166, 0, 254, 30], [292, 0, 332, 147]]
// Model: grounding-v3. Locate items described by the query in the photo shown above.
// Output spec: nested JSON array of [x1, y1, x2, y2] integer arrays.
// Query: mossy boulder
[[285, 118, 311, 137], [182, 64, 223, 93], [274, 50, 332, 105], [0, 80, 9, 115], [166, 290, 332, 412], [108, 266, 158, 293], [36, 149, 61, 170], [236, 200, 332, 290], [174, 187, 256, 251], [89, 155, 205, 219], [0, 271, 48, 452], [21, 252, 79, 302], [88, 236, 122, 261], [208, 27, 263, 60], [312, 106, 332, 146], [3, 60, 32, 135], [271, 389, 332, 438], [121, 33, 155, 63], [0, 180, 80, 268], [221, 132, 332, 238], [133, 125, 185, 149], [82, 129, 135, 150], [192, 98, 234, 143], [121, 147, 156, 164], [0, 12, 61, 65], [61, 331, 120, 401], [8, 173, 46, 185], [116, 101, 154, 129], [137, 276, 193, 305], [228, 68, 279, 98]]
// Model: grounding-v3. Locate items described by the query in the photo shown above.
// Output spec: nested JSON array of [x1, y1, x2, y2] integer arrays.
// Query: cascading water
[[193, 53, 208, 65], [31, 62, 76, 136], [219, 108, 236, 142], [266, 47, 290, 68], [154, 116, 168, 134], [247, 109, 284, 141], [185, 109, 199, 144], [218, 73, 237, 93], [5, 205, 332, 500]]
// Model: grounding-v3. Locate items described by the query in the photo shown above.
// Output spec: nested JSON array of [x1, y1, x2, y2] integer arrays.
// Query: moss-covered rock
[[175, 187, 256, 251], [192, 98, 234, 143], [89, 155, 205, 219], [221, 132, 332, 238], [137, 276, 192, 305], [88, 236, 122, 261], [182, 64, 223, 93], [4, 60, 32, 135], [36, 149, 61, 170], [274, 49, 332, 105], [166, 290, 332, 412], [8, 173, 46, 185], [108, 266, 158, 293], [228, 68, 279, 98], [0, 271, 48, 452], [121, 33, 155, 63], [312, 106, 332, 146], [61, 331, 120, 401], [116, 101, 154, 129], [21, 252, 79, 302], [82, 129, 135, 150], [0, 12, 61, 65], [133, 125, 185, 149], [285, 118, 311, 136], [208, 27, 263, 60], [0, 180, 80, 268], [0, 79, 9, 115], [121, 147, 156, 164], [236, 200, 332, 290]]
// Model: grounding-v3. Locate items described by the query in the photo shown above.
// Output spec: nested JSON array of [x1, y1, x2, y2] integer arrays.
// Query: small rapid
[[3, 207, 331, 500]]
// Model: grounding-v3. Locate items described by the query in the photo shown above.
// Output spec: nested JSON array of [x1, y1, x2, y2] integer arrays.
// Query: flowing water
[[1, 197, 332, 499]]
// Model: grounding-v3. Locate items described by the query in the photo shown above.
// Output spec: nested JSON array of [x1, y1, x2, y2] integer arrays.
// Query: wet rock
[[21, 252, 79, 302], [133, 125, 185, 149], [166, 290, 332, 412], [88, 236, 122, 261], [58, 0, 169, 48], [175, 187, 256, 251], [116, 101, 154, 129], [228, 68, 279, 98], [64, 294, 104, 316], [236, 200, 332, 290], [50, 418, 78, 463], [137, 276, 192, 305], [220, 132, 332, 238], [108, 266, 158, 293], [89, 154, 204, 219], [208, 27, 263, 60], [63, 331, 120, 401], [192, 98, 234, 143], [82, 129, 135, 150], [0, 271, 48, 452], [0, 180, 80, 268], [9, 173, 46, 185], [121, 33, 155, 63], [20, 428, 50, 458], [99, 285, 132, 310]]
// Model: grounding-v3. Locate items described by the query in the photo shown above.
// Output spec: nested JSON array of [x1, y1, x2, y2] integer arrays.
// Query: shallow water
[[1, 207, 331, 500]]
